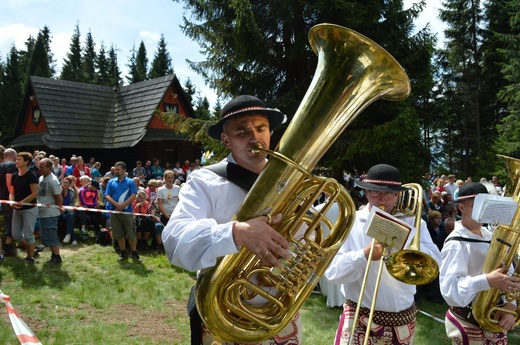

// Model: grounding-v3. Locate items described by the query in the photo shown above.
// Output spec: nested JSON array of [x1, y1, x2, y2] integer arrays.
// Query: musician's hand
[[363, 240, 384, 261], [486, 266, 520, 291], [232, 213, 289, 267], [497, 303, 517, 330]]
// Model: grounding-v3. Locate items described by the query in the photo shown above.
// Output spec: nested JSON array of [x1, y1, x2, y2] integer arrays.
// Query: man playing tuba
[[162, 95, 302, 345], [324, 164, 441, 345], [440, 182, 519, 344]]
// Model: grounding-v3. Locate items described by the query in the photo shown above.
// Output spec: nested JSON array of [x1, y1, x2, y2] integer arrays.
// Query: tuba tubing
[[195, 23, 411, 343], [472, 154, 520, 332]]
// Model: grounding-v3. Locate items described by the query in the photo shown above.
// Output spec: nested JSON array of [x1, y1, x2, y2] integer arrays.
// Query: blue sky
[[0, 0, 445, 109]]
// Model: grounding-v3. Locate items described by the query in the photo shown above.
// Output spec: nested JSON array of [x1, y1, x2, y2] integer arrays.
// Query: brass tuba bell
[[195, 23, 411, 343]]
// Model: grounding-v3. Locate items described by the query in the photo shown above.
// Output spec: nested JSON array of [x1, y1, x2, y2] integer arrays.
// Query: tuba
[[472, 154, 520, 332], [196, 23, 411, 343]]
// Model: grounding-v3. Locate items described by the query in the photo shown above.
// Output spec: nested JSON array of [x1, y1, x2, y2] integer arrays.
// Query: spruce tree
[[194, 96, 212, 120], [39, 26, 56, 77], [184, 78, 196, 105], [0, 46, 23, 137], [82, 30, 97, 83], [127, 41, 148, 84], [108, 45, 122, 87], [96, 43, 110, 86], [60, 23, 83, 82], [437, 0, 500, 176], [173, 0, 435, 178], [149, 34, 173, 79], [27, 30, 53, 79], [494, 0, 520, 158]]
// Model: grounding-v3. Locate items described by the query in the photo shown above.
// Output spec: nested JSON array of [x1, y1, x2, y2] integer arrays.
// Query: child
[[78, 178, 102, 240], [132, 190, 152, 250]]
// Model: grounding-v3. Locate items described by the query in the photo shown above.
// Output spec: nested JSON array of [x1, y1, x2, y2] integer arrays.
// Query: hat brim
[[355, 180, 408, 193], [207, 109, 285, 140]]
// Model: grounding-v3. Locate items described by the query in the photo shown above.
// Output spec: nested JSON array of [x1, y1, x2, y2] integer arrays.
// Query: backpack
[[97, 228, 113, 246]]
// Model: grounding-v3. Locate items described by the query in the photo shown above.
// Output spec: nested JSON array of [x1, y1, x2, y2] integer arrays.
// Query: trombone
[[348, 183, 439, 345]]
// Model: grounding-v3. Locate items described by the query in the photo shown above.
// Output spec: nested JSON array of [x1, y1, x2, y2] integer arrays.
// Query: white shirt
[[157, 184, 181, 217], [444, 182, 458, 197], [162, 155, 246, 272], [439, 222, 511, 307], [324, 206, 441, 312]]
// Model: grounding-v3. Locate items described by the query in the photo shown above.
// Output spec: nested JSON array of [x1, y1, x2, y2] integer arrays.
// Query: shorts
[[39, 216, 60, 247], [111, 213, 136, 241]]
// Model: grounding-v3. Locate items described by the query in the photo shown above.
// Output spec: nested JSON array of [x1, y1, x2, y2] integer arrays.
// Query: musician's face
[[221, 114, 270, 173], [366, 189, 399, 212]]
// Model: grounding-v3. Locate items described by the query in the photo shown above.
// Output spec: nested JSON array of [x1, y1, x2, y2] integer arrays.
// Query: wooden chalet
[[7, 75, 201, 172]]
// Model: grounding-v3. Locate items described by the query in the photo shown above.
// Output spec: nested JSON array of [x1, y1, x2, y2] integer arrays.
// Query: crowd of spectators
[[1, 149, 202, 257]]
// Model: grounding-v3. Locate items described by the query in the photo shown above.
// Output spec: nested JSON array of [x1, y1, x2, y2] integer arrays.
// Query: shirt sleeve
[[324, 238, 369, 284], [162, 170, 241, 272], [440, 241, 490, 307]]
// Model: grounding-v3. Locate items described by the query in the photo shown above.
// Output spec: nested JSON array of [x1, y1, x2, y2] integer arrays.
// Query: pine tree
[[60, 23, 83, 82], [149, 34, 173, 79], [82, 30, 97, 83]]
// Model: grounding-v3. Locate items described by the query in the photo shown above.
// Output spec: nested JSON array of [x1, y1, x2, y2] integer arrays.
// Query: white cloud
[[404, 0, 446, 47], [50, 31, 73, 71], [0, 0, 446, 109], [0, 24, 39, 55], [139, 30, 161, 42]]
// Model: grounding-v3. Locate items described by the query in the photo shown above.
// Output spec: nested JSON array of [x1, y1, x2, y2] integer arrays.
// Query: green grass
[[0, 244, 518, 344]]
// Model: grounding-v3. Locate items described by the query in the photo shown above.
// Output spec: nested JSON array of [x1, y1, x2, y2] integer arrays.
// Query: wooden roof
[[9, 75, 194, 149]]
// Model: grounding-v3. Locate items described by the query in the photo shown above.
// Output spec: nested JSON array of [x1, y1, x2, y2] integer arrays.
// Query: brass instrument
[[472, 154, 520, 332], [196, 23, 411, 343], [386, 183, 439, 285], [349, 183, 439, 345]]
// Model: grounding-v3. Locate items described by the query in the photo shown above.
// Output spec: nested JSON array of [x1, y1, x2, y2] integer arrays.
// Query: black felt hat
[[457, 182, 488, 201], [355, 164, 408, 193], [207, 95, 285, 140]]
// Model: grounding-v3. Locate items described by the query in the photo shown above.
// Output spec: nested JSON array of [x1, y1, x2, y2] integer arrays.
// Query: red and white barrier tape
[[0, 290, 42, 345], [0, 200, 153, 217], [417, 309, 445, 324]]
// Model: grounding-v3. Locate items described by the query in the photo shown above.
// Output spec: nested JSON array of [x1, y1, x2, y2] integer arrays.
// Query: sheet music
[[364, 206, 412, 250], [472, 194, 517, 224]]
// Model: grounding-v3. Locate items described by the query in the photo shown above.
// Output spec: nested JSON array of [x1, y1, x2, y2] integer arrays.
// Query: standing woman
[[72, 156, 91, 187], [9, 152, 39, 264], [51, 157, 63, 181]]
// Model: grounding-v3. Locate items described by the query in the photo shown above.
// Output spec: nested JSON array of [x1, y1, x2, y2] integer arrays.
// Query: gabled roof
[[10, 74, 193, 149]]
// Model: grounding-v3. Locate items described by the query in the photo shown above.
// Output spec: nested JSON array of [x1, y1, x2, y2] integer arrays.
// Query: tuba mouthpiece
[[251, 143, 263, 154]]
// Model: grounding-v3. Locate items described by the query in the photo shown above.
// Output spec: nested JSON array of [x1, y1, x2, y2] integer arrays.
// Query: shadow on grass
[[117, 258, 153, 276], [3, 256, 72, 289]]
